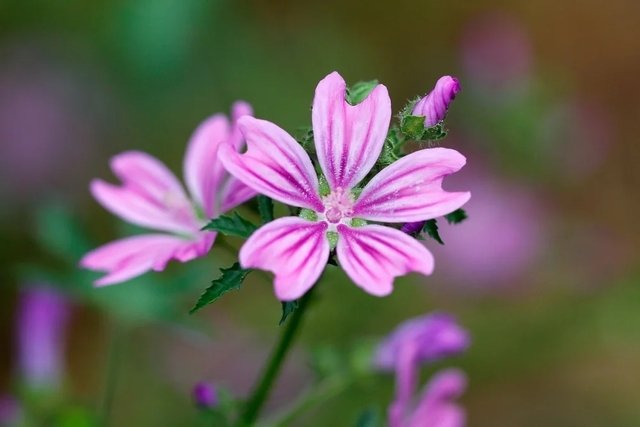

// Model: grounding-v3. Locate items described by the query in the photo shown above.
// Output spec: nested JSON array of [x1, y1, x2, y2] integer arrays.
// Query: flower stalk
[[236, 287, 316, 427]]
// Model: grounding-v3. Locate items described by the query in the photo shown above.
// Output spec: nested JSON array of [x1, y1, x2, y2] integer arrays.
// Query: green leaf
[[346, 80, 378, 105], [422, 219, 444, 245], [445, 208, 468, 224], [257, 196, 274, 223], [202, 212, 257, 238], [279, 300, 299, 325], [400, 115, 427, 140], [423, 122, 448, 141], [355, 407, 382, 427], [190, 263, 252, 314]]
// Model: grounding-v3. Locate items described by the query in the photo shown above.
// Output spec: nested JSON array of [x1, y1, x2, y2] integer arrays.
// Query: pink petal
[[312, 71, 392, 191], [80, 233, 215, 286], [408, 369, 467, 427], [336, 224, 434, 296], [219, 177, 258, 213], [353, 148, 471, 223], [183, 114, 230, 217], [93, 151, 201, 234], [239, 217, 330, 300], [219, 116, 323, 211], [229, 101, 253, 149]]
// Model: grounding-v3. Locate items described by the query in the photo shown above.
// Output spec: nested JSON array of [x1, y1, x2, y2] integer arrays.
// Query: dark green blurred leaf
[[202, 212, 257, 238], [355, 407, 382, 427], [190, 263, 251, 314], [35, 203, 92, 262], [422, 219, 444, 245], [444, 208, 468, 225], [279, 300, 299, 325], [346, 80, 378, 105], [257, 196, 274, 223]]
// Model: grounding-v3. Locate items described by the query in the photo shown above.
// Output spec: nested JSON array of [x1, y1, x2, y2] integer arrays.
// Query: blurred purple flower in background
[[16, 286, 70, 391], [396, 369, 467, 427], [192, 381, 217, 409], [412, 76, 462, 127], [375, 313, 469, 427], [460, 12, 532, 92], [432, 169, 547, 291], [0, 396, 22, 427], [0, 41, 106, 207]]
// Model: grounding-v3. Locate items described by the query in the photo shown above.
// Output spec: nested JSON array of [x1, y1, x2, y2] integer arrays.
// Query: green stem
[[100, 320, 125, 427], [236, 288, 316, 426]]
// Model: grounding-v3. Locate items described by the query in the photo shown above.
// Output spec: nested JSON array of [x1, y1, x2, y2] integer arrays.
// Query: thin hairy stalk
[[100, 320, 125, 427], [235, 287, 316, 426]]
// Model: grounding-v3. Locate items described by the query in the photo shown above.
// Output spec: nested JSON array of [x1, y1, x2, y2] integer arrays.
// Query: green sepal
[[299, 208, 318, 221], [326, 231, 339, 250], [189, 263, 252, 314], [319, 175, 331, 197], [400, 115, 427, 140], [445, 208, 468, 224], [422, 219, 444, 245], [202, 212, 257, 238], [296, 127, 314, 151], [350, 218, 367, 227], [423, 122, 448, 141], [257, 196, 274, 223], [346, 80, 378, 105], [279, 300, 299, 325]]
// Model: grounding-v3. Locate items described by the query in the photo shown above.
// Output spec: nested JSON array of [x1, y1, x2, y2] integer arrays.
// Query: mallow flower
[[375, 313, 469, 419], [219, 72, 470, 300], [390, 369, 467, 427], [81, 102, 255, 285], [16, 286, 70, 390]]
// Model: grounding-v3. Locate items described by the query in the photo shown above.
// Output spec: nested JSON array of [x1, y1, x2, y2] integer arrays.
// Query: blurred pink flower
[[220, 71, 470, 300], [16, 286, 70, 390], [432, 170, 547, 290], [412, 76, 461, 127], [376, 313, 469, 425], [0, 395, 22, 426], [81, 102, 256, 286], [460, 13, 532, 91], [391, 369, 467, 427], [192, 381, 217, 409], [0, 42, 105, 204]]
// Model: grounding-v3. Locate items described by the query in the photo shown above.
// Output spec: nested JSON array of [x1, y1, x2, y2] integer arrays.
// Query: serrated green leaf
[[346, 80, 378, 105], [422, 219, 444, 245], [279, 300, 299, 325], [257, 196, 274, 223], [445, 208, 468, 224], [400, 115, 427, 139], [202, 212, 257, 238], [190, 263, 251, 314]]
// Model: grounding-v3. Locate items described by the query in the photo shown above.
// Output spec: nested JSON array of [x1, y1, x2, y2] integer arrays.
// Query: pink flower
[[219, 72, 470, 300], [81, 102, 256, 285], [389, 369, 467, 427], [412, 76, 462, 127]]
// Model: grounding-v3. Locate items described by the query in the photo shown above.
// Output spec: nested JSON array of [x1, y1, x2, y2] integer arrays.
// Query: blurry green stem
[[236, 287, 316, 427], [100, 320, 125, 427]]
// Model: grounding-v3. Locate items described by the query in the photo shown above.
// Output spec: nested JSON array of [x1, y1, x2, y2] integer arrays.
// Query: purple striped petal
[[412, 76, 461, 127], [80, 233, 215, 286], [219, 116, 324, 211], [312, 71, 392, 191], [239, 217, 330, 300], [336, 224, 434, 296], [353, 148, 471, 223], [183, 114, 230, 217], [93, 151, 201, 234]]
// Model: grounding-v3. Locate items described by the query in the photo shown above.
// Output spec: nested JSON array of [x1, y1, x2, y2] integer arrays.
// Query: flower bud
[[412, 76, 461, 127], [192, 382, 217, 409]]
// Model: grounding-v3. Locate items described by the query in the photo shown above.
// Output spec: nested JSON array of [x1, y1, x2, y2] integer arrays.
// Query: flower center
[[322, 187, 354, 225]]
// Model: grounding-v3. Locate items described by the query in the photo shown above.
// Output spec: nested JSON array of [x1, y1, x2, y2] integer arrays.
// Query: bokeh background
[[1, 0, 639, 426]]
